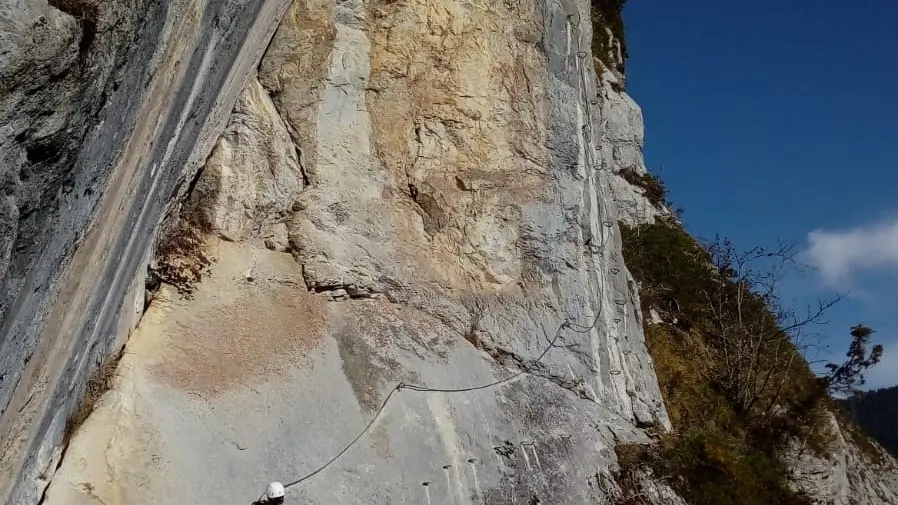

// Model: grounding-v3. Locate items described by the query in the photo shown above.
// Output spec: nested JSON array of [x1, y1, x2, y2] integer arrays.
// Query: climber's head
[[266, 482, 286, 504]]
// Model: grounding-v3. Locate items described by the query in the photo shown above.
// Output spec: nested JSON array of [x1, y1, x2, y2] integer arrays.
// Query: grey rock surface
[[43, 240, 656, 505], [0, 0, 289, 503], [788, 412, 898, 505], [1, 0, 150, 414], [187, 76, 303, 248], [3, 0, 898, 505], [594, 69, 668, 226], [632, 469, 689, 505], [260, 0, 670, 429], [41, 0, 674, 502]]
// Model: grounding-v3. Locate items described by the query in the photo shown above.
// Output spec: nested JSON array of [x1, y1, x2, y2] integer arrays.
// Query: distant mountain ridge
[[839, 385, 898, 458]]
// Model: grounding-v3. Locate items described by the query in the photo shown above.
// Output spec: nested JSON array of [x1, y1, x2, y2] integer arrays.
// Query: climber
[[252, 482, 286, 505]]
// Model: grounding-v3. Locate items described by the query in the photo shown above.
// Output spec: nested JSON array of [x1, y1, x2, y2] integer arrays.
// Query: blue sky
[[623, 1, 898, 389]]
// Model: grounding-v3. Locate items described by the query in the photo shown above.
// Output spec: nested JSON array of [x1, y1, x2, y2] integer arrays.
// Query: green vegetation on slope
[[615, 220, 827, 505], [591, 0, 627, 74], [618, 168, 669, 208], [589, 4, 887, 503], [613, 202, 884, 504]]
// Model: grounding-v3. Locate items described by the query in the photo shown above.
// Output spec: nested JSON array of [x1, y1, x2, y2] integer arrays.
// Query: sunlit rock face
[[5, 1, 897, 505], [30, 0, 673, 502]]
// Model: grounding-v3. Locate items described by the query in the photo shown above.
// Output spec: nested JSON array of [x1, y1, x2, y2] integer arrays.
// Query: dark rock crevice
[[47, 0, 99, 59]]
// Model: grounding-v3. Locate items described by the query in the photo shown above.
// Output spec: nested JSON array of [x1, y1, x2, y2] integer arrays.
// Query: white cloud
[[805, 216, 898, 286]]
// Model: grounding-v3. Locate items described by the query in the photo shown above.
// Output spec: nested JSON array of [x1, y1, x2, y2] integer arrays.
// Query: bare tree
[[700, 236, 840, 416], [622, 223, 882, 431]]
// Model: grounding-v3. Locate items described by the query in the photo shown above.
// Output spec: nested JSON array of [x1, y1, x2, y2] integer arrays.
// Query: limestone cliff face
[[3, 1, 897, 505], [0, 0, 289, 503], [787, 413, 898, 505], [38, 0, 677, 503], [594, 68, 668, 226]]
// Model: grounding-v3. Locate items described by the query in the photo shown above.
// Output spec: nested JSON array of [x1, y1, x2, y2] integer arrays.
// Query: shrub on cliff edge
[[591, 0, 628, 74]]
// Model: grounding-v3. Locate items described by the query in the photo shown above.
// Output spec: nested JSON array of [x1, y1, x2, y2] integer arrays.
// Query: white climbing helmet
[[266, 482, 286, 500]]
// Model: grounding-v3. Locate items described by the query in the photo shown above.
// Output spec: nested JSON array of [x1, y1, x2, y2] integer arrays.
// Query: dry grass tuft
[[64, 353, 120, 444], [152, 213, 213, 298]]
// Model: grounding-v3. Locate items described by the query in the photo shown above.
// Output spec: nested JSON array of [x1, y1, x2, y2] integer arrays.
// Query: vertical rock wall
[[38, 0, 676, 503], [0, 1, 289, 503], [13, 0, 897, 504], [255, 0, 671, 427], [31, 1, 669, 504]]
